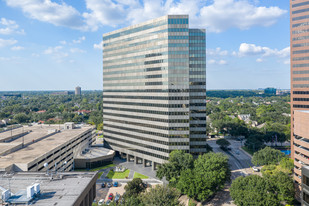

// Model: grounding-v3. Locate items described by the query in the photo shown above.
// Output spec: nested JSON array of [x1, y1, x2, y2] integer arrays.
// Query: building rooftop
[[0, 124, 94, 171], [0, 172, 98, 205], [75, 147, 115, 159]]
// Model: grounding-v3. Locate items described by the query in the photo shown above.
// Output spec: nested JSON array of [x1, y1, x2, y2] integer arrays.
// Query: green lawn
[[98, 172, 103, 179], [106, 169, 130, 179], [97, 135, 103, 138], [241, 146, 254, 156], [133, 172, 149, 179]]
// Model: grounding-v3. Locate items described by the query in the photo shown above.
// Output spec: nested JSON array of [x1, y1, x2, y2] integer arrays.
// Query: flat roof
[[0, 172, 97, 206], [0, 124, 94, 170], [75, 147, 115, 159]]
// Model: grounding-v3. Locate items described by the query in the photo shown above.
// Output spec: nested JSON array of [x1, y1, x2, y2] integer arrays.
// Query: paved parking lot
[[95, 183, 126, 203]]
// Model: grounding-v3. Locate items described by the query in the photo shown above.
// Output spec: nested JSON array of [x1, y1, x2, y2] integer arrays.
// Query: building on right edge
[[290, 0, 309, 203]]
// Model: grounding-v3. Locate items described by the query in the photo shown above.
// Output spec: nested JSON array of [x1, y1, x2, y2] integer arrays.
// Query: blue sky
[[0, 0, 290, 91]]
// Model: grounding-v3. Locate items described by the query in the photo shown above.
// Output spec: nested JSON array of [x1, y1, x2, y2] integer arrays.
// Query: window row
[[104, 101, 189, 108], [103, 95, 189, 100], [103, 19, 167, 41], [103, 106, 189, 115], [103, 112, 189, 123]]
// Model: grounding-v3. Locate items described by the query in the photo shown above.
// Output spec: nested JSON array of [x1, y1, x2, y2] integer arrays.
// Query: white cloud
[[4, 0, 287, 32], [0, 56, 20, 61], [70, 48, 86, 53], [72, 36, 86, 44], [208, 59, 227, 65], [60, 40, 67, 45], [237, 43, 290, 58], [238, 43, 264, 56], [199, 0, 287, 32], [208, 59, 216, 64], [93, 41, 103, 50], [218, 60, 227, 65], [206, 47, 228, 56], [11, 46, 24, 51], [44, 45, 68, 61], [4, 0, 86, 30], [283, 59, 290, 65], [0, 18, 25, 35], [0, 38, 17, 48], [256, 58, 263, 62]]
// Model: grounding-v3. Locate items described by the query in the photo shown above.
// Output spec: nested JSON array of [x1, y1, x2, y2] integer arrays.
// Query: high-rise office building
[[290, 0, 309, 202], [102, 15, 206, 169], [75, 86, 81, 95]]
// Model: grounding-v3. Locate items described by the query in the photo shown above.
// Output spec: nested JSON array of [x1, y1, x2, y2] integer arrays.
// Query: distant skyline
[[0, 0, 289, 91]]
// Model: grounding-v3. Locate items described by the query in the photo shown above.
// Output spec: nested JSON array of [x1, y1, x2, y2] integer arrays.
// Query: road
[[204, 138, 257, 206], [207, 138, 254, 179]]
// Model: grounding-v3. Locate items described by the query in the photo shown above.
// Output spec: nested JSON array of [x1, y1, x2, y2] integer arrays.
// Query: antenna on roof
[[44, 163, 49, 176]]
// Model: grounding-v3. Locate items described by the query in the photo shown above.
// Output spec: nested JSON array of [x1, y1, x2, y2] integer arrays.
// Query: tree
[[266, 171, 295, 204], [97, 123, 103, 131], [124, 178, 146, 198], [177, 152, 230, 201], [141, 185, 182, 206], [279, 157, 294, 172], [216, 138, 230, 150], [13, 113, 30, 123], [244, 134, 265, 152], [230, 175, 280, 206], [252, 147, 285, 166], [156, 150, 194, 186], [122, 196, 144, 206]]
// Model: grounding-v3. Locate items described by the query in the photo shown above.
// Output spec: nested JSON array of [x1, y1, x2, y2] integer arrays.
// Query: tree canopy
[[252, 147, 285, 166], [230, 175, 280, 206], [177, 152, 230, 201], [156, 150, 194, 186], [216, 138, 231, 150], [123, 178, 146, 198]]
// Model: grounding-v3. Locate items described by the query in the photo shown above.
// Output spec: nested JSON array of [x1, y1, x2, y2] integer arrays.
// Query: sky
[[0, 0, 290, 91]]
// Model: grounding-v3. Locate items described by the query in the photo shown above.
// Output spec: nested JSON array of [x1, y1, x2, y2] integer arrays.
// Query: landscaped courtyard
[[106, 169, 130, 179]]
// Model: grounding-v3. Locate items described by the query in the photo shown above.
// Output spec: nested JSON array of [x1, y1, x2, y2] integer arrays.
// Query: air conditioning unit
[[33, 183, 40, 195], [27, 185, 35, 199], [2, 190, 11, 202]]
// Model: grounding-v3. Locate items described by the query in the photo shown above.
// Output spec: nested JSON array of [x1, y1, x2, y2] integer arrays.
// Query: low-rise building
[[0, 171, 98, 206], [0, 123, 113, 172]]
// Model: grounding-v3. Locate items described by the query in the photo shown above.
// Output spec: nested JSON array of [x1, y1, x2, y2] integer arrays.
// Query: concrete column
[[134, 156, 138, 164], [126, 153, 129, 162], [152, 162, 156, 171], [143, 159, 146, 167]]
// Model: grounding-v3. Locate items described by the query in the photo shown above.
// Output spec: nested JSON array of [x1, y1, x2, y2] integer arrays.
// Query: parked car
[[101, 182, 106, 188], [108, 193, 114, 200], [113, 181, 118, 187], [98, 199, 104, 205], [106, 199, 111, 205], [107, 182, 112, 188], [252, 167, 260, 172], [115, 193, 121, 203]]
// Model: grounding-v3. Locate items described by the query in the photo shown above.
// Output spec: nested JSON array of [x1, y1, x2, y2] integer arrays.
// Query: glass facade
[[103, 15, 206, 165]]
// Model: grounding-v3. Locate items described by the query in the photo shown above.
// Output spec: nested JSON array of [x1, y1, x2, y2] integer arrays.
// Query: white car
[[98, 199, 105, 205], [252, 167, 260, 172]]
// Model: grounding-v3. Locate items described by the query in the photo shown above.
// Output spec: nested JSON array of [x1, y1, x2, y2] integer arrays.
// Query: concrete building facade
[[0, 124, 97, 172], [302, 166, 309, 205], [102, 15, 206, 168], [290, 0, 309, 196]]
